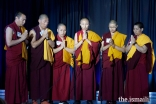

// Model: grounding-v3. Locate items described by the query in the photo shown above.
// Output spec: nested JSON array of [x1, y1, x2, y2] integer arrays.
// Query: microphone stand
[[72, 49, 76, 101], [100, 51, 103, 104]]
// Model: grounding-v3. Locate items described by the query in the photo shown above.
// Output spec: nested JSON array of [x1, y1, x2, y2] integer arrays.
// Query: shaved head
[[109, 20, 117, 26], [57, 23, 66, 29], [39, 14, 48, 20], [80, 18, 89, 24]]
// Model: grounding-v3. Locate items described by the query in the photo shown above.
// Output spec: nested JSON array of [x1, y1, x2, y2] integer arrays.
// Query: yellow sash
[[4, 26, 28, 60], [43, 28, 55, 64], [108, 31, 126, 61], [63, 36, 74, 67], [76, 31, 102, 65], [127, 34, 155, 73]]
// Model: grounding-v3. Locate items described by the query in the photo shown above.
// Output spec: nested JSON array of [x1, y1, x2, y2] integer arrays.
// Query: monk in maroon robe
[[125, 22, 155, 104], [29, 14, 55, 104], [4, 12, 28, 104], [52, 24, 74, 104], [99, 20, 126, 104], [72, 18, 101, 104]]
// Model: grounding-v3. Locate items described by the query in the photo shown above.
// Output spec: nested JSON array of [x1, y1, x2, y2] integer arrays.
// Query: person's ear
[[38, 19, 40, 23], [141, 28, 144, 32]]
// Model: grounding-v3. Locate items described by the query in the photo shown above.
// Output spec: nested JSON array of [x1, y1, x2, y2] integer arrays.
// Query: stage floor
[[0, 90, 156, 104]]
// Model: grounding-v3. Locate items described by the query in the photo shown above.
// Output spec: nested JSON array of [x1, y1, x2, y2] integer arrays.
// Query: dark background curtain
[[0, 0, 156, 91]]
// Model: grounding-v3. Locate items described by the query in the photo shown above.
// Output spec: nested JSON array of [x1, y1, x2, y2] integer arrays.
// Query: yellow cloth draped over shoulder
[[127, 34, 155, 74], [76, 30, 102, 65], [108, 31, 127, 61], [44, 28, 55, 64], [63, 36, 74, 67]]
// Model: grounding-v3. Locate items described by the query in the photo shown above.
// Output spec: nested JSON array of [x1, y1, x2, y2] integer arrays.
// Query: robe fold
[[71, 30, 101, 100], [52, 35, 74, 101], [125, 34, 155, 103], [29, 25, 54, 100], [4, 22, 28, 104], [99, 31, 126, 101]]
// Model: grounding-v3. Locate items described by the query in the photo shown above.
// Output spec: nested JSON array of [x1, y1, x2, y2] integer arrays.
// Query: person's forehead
[[20, 14, 26, 18], [41, 17, 49, 21], [109, 22, 116, 25], [81, 19, 89, 23], [58, 25, 66, 29], [134, 25, 140, 28]]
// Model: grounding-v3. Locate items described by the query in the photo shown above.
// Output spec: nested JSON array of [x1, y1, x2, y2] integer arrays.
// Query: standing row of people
[[4, 12, 155, 104]]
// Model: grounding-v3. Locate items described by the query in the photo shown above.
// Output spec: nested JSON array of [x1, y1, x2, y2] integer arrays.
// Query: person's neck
[[58, 35, 64, 40], [15, 21, 20, 28], [111, 31, 116, 36], [39, 25, 46, 31], [137, 33, 142, 37]]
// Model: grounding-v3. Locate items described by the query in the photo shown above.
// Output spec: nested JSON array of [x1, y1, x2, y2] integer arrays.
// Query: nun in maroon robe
[[71, 30, 101, 104], [52, 34, 74, 103], [99, 31, 126, 103], [125, 38, 155, 104], [125, 22, 155, 104]]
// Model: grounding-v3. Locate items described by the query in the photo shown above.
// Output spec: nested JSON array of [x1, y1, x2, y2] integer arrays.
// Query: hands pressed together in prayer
[[42, 29, 49, 39], [83, 30, 88, 41], [109, 38, 115, 48], [82, 30, 92, 45], [60, 39, 66, 48], [18, 30, 28, 40], [130, 35, 136, 45]]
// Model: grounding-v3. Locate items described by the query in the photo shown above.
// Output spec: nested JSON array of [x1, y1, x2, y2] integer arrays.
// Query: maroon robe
[[71, 30, 100, 100], [52, 35, 71, 101], [99, 32, 124, 101], [29, 26, 51, 100], [5, 22, 28, 104], [125, 43, 152, 104]]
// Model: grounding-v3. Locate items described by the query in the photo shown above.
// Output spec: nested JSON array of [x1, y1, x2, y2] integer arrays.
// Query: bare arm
[[109, 38, 125, 53], [126, 35, 147, 53], [135, 44, 148, 53], [101, 40, 111, 51], [53, 41, 64, 53], [113, 45, 125, 53], [47, 40, 55, 48], [6, 27, 28, 47], [74, 33, 83, 50], [125, 43, 133, 53], [29, 29, 46, 48]]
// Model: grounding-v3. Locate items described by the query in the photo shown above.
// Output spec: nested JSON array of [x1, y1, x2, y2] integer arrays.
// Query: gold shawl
[[108, 31, 126, 61], [76, 30, 102, 65], [127, 34, 155, 73]]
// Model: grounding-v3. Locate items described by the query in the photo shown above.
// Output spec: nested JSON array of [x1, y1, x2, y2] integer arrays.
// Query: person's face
[[133, 25, 143, 36], [16, 14, 26, 26], [109, 23, 117, 33], [57, 25, 66, 37], [39, 17, 49, 29], [80, 19, 89, 31]]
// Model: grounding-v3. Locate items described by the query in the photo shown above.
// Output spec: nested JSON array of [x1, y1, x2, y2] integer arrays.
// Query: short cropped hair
[[15, 12, 25, 18], [134, 22, 144, 29]]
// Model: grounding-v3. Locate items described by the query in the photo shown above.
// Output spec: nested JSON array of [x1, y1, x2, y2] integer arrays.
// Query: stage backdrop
[[0, 0, 156, 91]]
